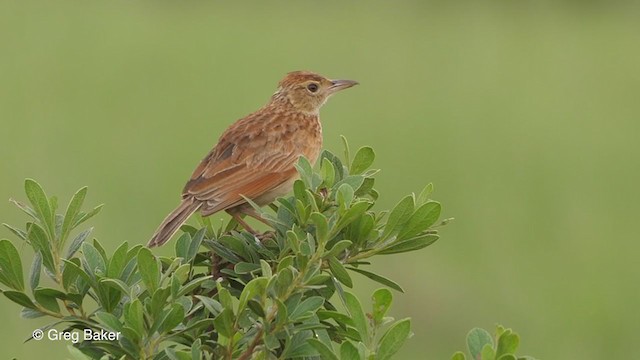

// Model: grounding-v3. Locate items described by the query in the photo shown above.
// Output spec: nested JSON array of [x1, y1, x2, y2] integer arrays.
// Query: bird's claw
[[256, 231, 276, 242]]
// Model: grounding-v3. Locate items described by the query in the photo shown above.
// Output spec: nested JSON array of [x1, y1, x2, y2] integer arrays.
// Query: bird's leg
[[228, 210, 260, 235], [227, 206, 275, 241], [238, 206, 273, 227], [240, 207, 277, 241]]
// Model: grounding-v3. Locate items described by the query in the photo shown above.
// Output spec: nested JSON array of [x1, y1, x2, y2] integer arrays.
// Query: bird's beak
[[329, 79, 359, 92]]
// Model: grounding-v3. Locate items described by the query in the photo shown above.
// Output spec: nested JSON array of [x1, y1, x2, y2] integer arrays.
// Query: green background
[[1, 1, 639, 359]]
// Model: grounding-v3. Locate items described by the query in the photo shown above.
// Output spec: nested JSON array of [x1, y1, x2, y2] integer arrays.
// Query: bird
[[147, 71, 358, 247]]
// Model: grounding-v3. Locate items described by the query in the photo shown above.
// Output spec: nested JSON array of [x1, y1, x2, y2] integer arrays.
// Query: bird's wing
[[182, 121, 300, 214]]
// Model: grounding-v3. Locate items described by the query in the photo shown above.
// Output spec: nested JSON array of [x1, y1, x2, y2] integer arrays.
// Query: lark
[[148, 71, 358, 247]]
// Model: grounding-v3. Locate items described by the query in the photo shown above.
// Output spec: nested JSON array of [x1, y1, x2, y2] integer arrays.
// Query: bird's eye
[[307, 83, 319, 93]]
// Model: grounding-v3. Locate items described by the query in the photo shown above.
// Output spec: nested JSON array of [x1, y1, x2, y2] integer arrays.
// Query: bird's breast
[[267, 113, 322, 164]]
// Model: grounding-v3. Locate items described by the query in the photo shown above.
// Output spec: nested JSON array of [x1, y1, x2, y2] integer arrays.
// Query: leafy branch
[[452, 325, 537, 360], [0, 138, 462, 359]]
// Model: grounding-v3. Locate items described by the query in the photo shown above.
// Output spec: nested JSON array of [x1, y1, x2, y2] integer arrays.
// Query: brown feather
[[148, 198, 201, 247]]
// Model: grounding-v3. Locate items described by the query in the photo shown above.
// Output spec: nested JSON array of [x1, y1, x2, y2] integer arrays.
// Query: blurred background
[[1, 1, 639, 358]]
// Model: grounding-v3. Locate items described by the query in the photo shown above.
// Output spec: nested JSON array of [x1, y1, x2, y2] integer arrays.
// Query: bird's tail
[[148, 198, 202, 247]]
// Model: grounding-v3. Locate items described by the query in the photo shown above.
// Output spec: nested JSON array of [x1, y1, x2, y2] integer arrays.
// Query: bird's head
[[273, 71, 358, 114]]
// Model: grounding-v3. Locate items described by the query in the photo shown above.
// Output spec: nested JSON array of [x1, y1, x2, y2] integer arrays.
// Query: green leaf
[[66, 228, 93, 259], [321, 158, 336, 187], [284, 230, 299, 253], [165, 349, 191, 360], [119, 326, 141, 347], [54, 213, 63, 240], [378, 234, 439, 255], [290, 296, 325, 321], [72, 204, 104, 228], [350, 146, 375, 174], [481, 343, 497, 360], [107, 241, 128, 278], [308, 338, 338, 360], [60, 186, 87, 245], [170, 275, 180, 299], [29, 252, 42, 291], [355, 177, 375, 197], [82, 242, 106, 276], [92, 238, 107, 260], [34, 288, 61, 313], [96, 311, 124, 332], [26, 223, 55, 275], [237, 277, 268, 314], [344, 291, 368, 344], [191, 338, 202, 360], [172, 264, 190, 286], [371, 288, 393, 325], [347, 267, 404, 293], [234, 262, 261, 274], [158, 303, 184, 333], [335, 201, 371, 232], [260, 259, 272, 278], [398, 201, 441, 240], [174, 232, 190, 260], [351, 213, 374, 247], [341, 135, 351, 167], [467, 327, 494, 360], [3, 290, 36, 309], [417, 183, 434, 205], [195, 295, 223, 316], [0, 239, 24, 290], [9, 198, 38, 220], [295, 156, 314, 188], [242, 300, 263, 319], [333, 176, 365, 196], [310, 212, 329, 245], [2, 223, 27, 241], [451, 351, 467, 360], [61, 259, 93, 289], [498, 355, 517, 360], [293, 179, 309, 204], [67, 345, 93, 360], [328, 257, 353, 288], [336, 183, 355, 208], [217, 285, 234, 311], [0, 272, 11, 291], [320, 149, 345, 181], [125, 299, 145, 335], [176, 275, 213, 297], [274, 267, 294, 297], [213, 308, 234, 338], [376, 318, 412, 360], [101, 278, 131, 296], [324, 240, 353, 258], [304, 233, 316, 255], [382, 195, 414, 239], [317, 310, 354, 326], [187, 228, 205, 262], [137, 248, 160, 293], [24, 179, 55, 240], [340, 341, 360, 360], [21, 307, 46, 319], [288, 343, 318, 358], [496, 329, 520, 357], [274, 298, 288, 328]]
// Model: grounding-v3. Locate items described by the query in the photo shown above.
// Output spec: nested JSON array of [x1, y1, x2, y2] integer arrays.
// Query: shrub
[[0, 138, 534, 359]]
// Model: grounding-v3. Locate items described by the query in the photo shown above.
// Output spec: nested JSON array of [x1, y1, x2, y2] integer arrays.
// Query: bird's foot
[[256, 231, 276, 242]]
